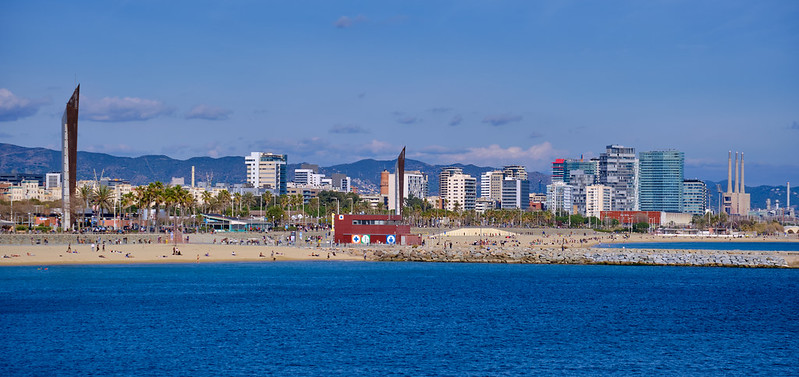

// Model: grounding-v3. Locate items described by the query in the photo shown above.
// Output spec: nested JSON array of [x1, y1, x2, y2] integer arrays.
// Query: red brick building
[[600, 211, 661, 226], [333, 214, 419, 245]]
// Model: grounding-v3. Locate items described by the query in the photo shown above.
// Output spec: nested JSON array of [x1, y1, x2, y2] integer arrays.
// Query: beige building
[[586, 184, 613, 218], [245, 152, 287, 195], [480, 170, 503, 202], [444, 173, 476, 211]]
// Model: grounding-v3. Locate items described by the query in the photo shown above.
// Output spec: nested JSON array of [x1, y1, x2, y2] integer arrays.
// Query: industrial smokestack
[[740, 153, 745, 194], [789, 182, 791, 210], [191, 166, 195, 187], [734, 152, 740, 194], [727, 151, 732, 193]]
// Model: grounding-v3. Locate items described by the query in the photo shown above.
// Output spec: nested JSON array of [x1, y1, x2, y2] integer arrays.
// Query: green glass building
[[638, 150, 684, 212]]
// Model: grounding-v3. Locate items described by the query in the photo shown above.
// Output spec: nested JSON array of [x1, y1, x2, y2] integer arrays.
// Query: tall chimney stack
[[191, 166, 195, 187], [788, 182, 791, 210], [734, 152, 740, 193], [740, 153, 745, 194], [727, 151, 732, 193]]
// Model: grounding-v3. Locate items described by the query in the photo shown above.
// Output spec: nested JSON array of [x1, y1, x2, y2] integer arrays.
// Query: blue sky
[[1, 0, 797, 185]]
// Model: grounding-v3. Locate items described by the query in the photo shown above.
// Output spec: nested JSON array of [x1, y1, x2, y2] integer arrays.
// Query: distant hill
[[311, 159, 550, 195], [0, 143, 243, 186], [1, 143, 550, 195], [15, 143, 797, 208]]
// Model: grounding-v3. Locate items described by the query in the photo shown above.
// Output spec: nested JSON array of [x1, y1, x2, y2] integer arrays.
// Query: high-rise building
[[721, 151, 750, 215], [502, 165, 528, 181], [598, 145, 638, 211], [682, 179, 708, 215], [445, 173, 476, 211], [569, 170, 596, 215], [546, 182, 573, 215], [586, 185, 613, 218], [638, 150, 684, 212], [439, 167, 463, 209], [552, 158, 597, 184], [387, 170, 429, 211], [499, 165, 529, 209], [480, 170, 503, 201], [501, 177, 530, 210], [245, 152, 287, 195], [61, 85, 79, 231]]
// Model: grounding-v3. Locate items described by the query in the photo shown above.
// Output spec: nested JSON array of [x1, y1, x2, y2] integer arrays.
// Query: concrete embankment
[[370, 247, 791, 268]]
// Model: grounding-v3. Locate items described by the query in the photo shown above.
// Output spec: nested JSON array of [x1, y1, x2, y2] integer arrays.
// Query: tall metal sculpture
[[62, 85, 79, 231], [395, 147, 405, 216]]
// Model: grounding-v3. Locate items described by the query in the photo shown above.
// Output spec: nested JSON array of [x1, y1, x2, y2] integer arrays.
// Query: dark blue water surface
[[597, 241, 799, 252], [1, 262, 798, 376]]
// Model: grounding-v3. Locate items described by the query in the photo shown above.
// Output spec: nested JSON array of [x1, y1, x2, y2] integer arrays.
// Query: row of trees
[[1, 184, 789, 235]]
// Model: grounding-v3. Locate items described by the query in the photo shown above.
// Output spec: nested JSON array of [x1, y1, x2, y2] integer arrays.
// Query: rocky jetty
[[369, 246, 789, 268]]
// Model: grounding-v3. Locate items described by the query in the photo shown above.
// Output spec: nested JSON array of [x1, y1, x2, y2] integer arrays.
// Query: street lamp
[[348, 197, 353, 215], [333, 197, 340, 215]]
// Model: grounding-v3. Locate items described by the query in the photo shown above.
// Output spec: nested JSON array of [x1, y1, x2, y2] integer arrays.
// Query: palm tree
[[93, 185, 114, 217], [78, 185, 94, 229], [216, 190, 231, 216], [147, 182, 165, 229], [201, 191, 213, 214], [241, 192, 255, 213], [163, 186, 179, 229], [232, 192, 242, 216], [261, 191, 273, 209], [178, 187, 196, 229], [131, 186, 150, 230]]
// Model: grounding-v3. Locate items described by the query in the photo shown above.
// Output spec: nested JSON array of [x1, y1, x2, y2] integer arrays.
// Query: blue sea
[[597, 241, 799, 252], [1, 262, 797, 376]]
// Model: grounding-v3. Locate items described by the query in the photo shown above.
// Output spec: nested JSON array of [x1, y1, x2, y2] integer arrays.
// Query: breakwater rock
[[369, 247, 789, 268]]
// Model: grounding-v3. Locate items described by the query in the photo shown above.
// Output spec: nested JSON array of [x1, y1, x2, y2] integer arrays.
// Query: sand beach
[[1, 228, 797, 267]]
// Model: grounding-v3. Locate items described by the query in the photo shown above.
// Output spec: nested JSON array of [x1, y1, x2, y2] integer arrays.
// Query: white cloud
[[83, 96, 174, 122], [334, 15, 367, 28], [0, 88, 48, 121], [186, 104, 233, 120], [413, 142, 562, 168]]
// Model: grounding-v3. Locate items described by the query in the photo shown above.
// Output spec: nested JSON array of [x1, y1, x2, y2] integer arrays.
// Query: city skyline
[[1, 1, 797, 185]]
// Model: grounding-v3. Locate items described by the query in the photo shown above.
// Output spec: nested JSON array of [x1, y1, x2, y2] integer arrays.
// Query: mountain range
[[1, 143, 795, 209], [0, 143, 548, 196]]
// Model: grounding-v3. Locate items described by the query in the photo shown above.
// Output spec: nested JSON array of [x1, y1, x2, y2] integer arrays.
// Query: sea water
[[1, 262, 797, 376]]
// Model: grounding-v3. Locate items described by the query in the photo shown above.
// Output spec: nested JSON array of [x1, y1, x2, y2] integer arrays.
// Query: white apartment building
[[387, 171, 429, 211], [480, 170, 503, 201], [245, 152, 287, 195], [294, 169, 325, 186], [46, 173, 61, 190], [586, 184, 613, 218], [445, 173, 476, 211], [546, 182, 573, 215]]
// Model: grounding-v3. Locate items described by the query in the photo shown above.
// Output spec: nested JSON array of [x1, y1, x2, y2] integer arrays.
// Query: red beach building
[[333, 214, 420, 245]]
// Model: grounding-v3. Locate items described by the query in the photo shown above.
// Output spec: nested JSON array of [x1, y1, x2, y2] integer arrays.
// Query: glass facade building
[[245, 152, 287, 195], [638, 150, 684, 212], [598, 145, 638, 211], [682, 179, 708, 215]]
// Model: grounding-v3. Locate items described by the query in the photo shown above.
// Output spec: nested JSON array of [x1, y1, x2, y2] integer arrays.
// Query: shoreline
[[2, 229, 797, 268]]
